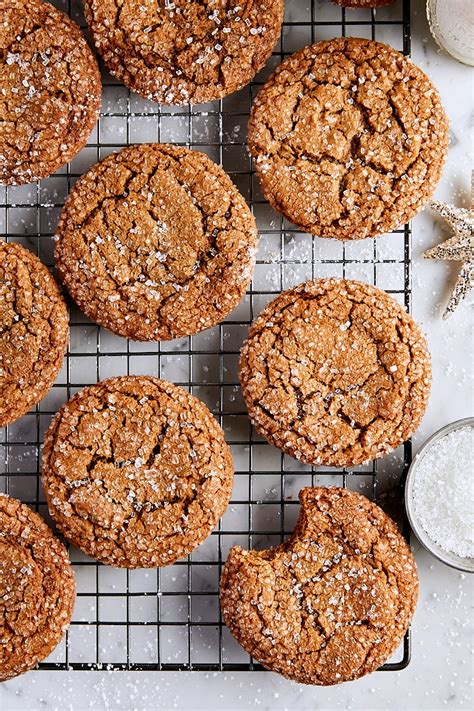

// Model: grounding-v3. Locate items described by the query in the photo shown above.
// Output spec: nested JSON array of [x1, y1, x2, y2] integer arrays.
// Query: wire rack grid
[[1, 0, 412, 673]]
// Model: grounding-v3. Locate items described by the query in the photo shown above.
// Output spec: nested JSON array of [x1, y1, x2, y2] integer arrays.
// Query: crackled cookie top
[[0, 242, 69, 428], [83, 0, 284, 105], [220, 487, 418, 685], [240, 278, 431, 468], [55, 144, 257, 341], [42, 376, 234, 568], [0, 494, 75, 682], [0, 0, 101, 185], [248, 37, 449, 240]]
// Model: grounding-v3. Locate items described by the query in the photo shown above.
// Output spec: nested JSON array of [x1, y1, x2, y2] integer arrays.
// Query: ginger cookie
[[82, 0, 284, 105], [0, 0, 101, 186], [240, 278, 431, 468], [55, 143, 258, 341], [42, 376, 234, 568], [0, 494, 75, 681], [248, 37, 449, 240], [220, 487, 418, 685], [0, 242, 69, 428]]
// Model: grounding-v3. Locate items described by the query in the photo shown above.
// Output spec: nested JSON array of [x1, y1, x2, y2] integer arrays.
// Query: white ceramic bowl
[[427, 0, 474, 66], [405, 418, 474, 574]]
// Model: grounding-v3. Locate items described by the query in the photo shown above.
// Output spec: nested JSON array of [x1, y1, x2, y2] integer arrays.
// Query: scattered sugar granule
[[411, 426, 474, 558]]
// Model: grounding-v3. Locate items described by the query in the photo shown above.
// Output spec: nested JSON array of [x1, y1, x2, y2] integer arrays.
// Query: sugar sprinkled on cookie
[[248, 37, 449, 240], [55, 143, 257, 341], [0, 494, 75, 681], [42, 376, 234, 568], [0, 0, 101, 185], [240, 278, 431, 467], [220, 487, 418, 685], [0, 241, 69, 427], [82, 0, 284, 105], [55, 143, 258, 341]]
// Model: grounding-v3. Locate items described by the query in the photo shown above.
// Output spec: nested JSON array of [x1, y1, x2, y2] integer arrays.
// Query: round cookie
[[248, 37, 449, 240], [0, 494, 75, 681], [55, 143, 258, 341], [42, 376, 234, 568], [220, 486, 418, 685], [83, 0, 285, 105], [0, 242, 69, 428], [0, 0, 101, 186], [240, 278, 431, 468]]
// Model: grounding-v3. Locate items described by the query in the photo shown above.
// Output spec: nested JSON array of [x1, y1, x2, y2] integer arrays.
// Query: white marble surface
[[1, 1, 473, 709]]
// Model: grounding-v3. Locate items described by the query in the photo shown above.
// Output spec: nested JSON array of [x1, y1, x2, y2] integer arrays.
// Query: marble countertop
[[1, 2, 473, 710]]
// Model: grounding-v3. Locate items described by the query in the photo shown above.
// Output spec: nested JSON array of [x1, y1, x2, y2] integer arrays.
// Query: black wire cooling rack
[[0, 0, 412, 672]]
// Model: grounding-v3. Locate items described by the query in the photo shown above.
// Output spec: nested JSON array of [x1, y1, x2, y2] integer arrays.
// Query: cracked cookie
[[220, 486, 418, 685], [248, 37, 449, 240], [42, 376, 234, 568], [55, 143, 258, 341], [82, 0, 285, 105], [240, 278, 431, 468], [0, 242, 69, 428], [0, 494, 75, 681], [0, 0, 101, 186]]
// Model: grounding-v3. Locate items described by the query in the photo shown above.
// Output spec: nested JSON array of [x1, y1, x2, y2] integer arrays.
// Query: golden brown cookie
[[83, 0, 285, 105], [0, 494, 75, 681], [0, 242, 69, 428], [248, 37, 449, 240], [42, 376, 234, 568], [0, 0, 101, 186], [55, 143, 258, 341], [220, 487, 418, 685], [240, 278, 431, 468]]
